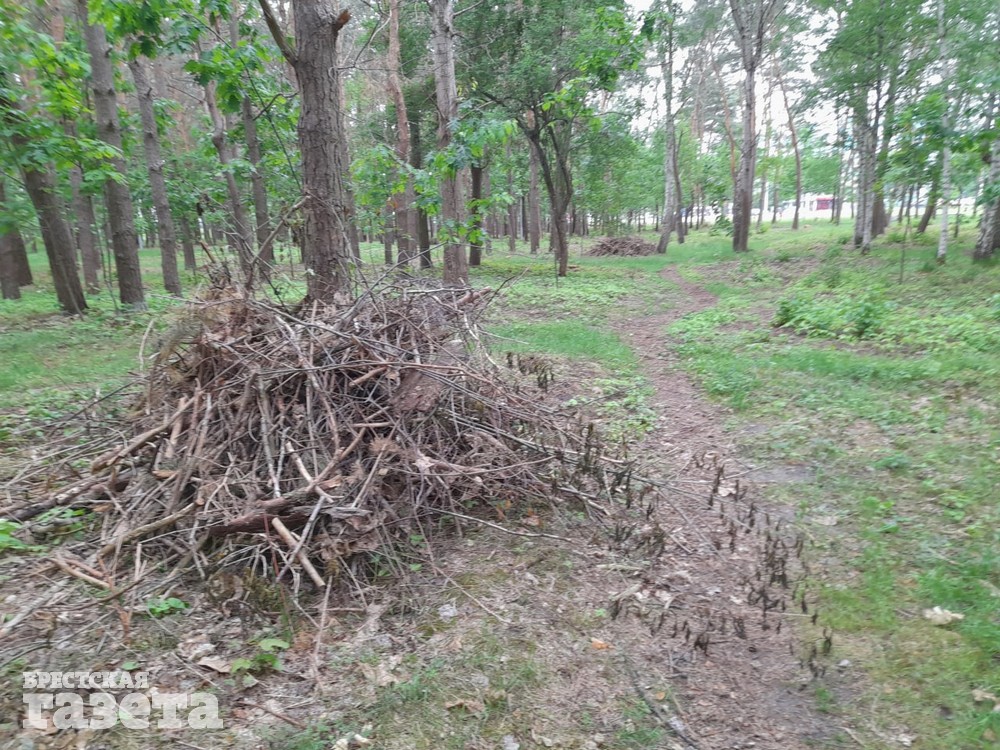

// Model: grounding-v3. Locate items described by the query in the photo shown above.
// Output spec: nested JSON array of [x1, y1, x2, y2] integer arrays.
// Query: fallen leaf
[[197, 656, 231, 673], [358, 662, 400, 687], [972, 689, 1000, 712], [812, 515, 839, 527], [923, 606, 965, 625], [444, 698, 486, 715], [977, 579, 1000, 598], [176, 635, 215, 661]]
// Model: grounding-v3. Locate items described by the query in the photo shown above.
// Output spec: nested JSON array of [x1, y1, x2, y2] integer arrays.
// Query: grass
[[491, 320, 636, 366]]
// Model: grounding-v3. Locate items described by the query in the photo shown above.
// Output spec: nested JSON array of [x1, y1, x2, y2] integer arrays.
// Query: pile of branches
[[587, 236, 657, 257], [4, 279, 635, 595]]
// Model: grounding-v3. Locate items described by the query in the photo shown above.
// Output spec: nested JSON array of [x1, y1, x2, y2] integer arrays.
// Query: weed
[[231, 637, 291, 676], [145, 597, 189, 618], [0, 519, 40, 553]]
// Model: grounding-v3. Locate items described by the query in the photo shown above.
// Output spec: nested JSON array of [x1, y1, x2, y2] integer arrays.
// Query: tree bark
[[77, 0, 145, 308], [778, 70, 802, 229], [411, 114, 433, 268], [128, 55, 181, 295], [260, 0, 355, 298], [732, 63, 756, 252], [200, 73, 255, 276], [935, 0, 951, 264], [506, 145, 517, 254], [727, 0, 784, 252], [974, 134, 1000, 260], [917, 172, 939, 234], [12, 169, 87, 313], [858, 119, 876, 254], [243, 96, 274, 265], [386, 0, 415, 266], [530, 128, 572, 276], [67, 160, 100, 293], [527, 141, 542, 254], [0, 179, 22, 299], [0, 230, 19, 300], [179, 214, 197, 270], [656, 25, 677, 255], [382, 205, 395, 264], [430, 0, 468, 286], [9, 225, 33, 287], [469, 164, 484, 266]]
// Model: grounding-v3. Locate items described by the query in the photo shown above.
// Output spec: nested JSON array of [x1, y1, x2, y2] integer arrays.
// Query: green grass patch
[[491, 320, 636, 368]]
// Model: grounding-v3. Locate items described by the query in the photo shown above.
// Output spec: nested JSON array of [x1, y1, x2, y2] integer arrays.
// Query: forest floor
[[1, 224, 999, 750]]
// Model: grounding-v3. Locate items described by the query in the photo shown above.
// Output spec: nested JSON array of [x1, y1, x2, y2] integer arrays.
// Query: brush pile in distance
[[586, 236, 657, 257], [8, 279, 634, 595]]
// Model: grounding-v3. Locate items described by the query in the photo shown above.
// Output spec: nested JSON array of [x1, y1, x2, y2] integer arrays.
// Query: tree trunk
[[528, 142, 542, 254], [732, 63, 756, 252], [469, 164, 484, 266], [673, 132, 686, 243], [656, 27, 677, 255], [243, 96, 274, 265], [128, 55, 181, 296], [430, 0, 467, 285], [386, 0, 414, 265], [382, 205, 395, 264], [917, 173, 939, 234], [288, 0, 354, 297], [521, 195, 528, 241], [17, 169, 87, 313], [858, 119, 876, 254], [0, 230, 19, 300], [77, 0, 145, 309], [778, 70, 802, 229], [974, 134, 1000, 260], [201, 75, 254, 275], [530, 128, 572, 276], [757, 164, 767, 230], [10, 227, 33, 287], [506, 146, 517, 254], [179, 214, 197, 270], [0, 180, 23, 299], [64, 141, 100, 293], [935, 0, 951, 264], [260, 0, 355, 298], [410, 114, 433, 268], [711, 57, 739, 189]]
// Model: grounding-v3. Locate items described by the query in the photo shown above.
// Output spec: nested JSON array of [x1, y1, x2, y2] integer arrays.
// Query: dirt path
[[604, 265, 832, 750]]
